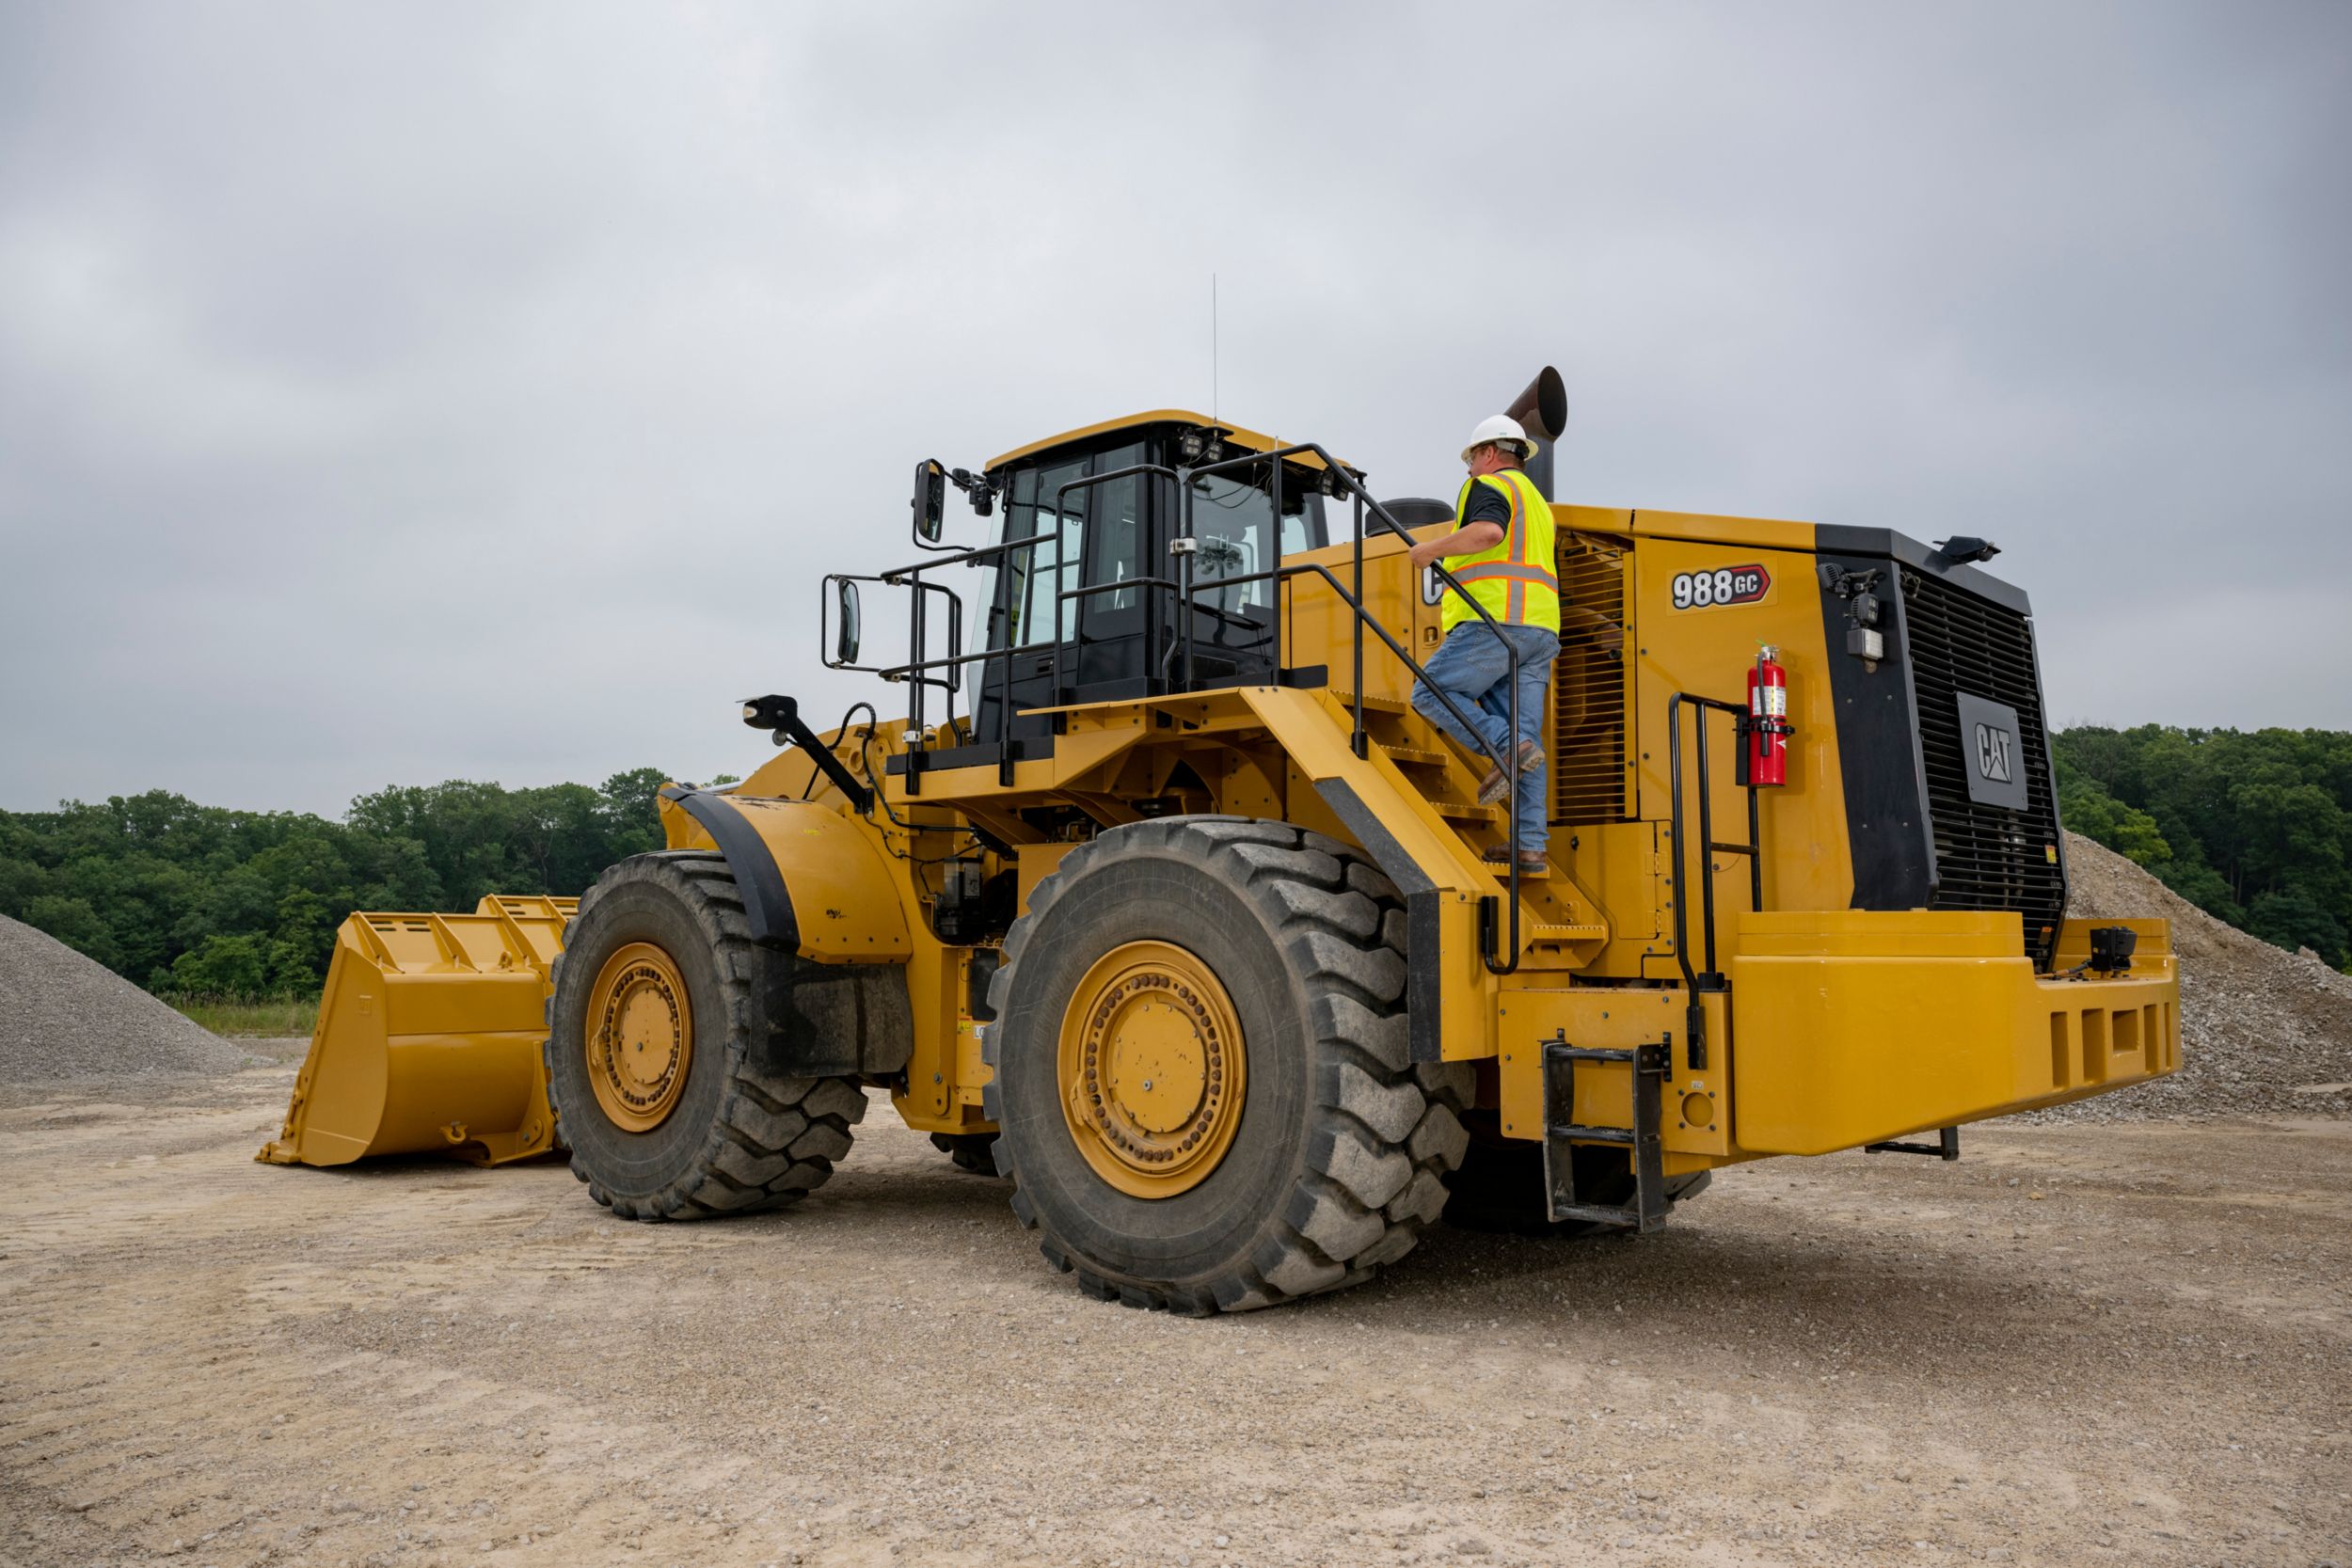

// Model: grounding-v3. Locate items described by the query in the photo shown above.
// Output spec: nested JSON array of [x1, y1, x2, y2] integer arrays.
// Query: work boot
[[1474, 739, 1544, 806], [1482, 845, 1549, 870]]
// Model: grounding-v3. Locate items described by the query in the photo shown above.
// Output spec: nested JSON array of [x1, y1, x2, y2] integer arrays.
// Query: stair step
[[1431, 800, 1502, 822], [1329, 689, 1410, 715], [1527, 922, 1607, 943], [1480, 861, 1551, 879], [1375, 744, 1448, 768]]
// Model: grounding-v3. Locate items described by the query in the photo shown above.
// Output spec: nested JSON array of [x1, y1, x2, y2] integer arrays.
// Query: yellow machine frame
[[648, 499, 2175, 1177], [264, 403, 2175, 1232]]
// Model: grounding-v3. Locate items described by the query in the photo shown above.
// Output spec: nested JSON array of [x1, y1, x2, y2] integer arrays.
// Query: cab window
[[1083, 443, 1147, 621], [1180, 467, 1325, 614], [1020, 458, 1087, 646]]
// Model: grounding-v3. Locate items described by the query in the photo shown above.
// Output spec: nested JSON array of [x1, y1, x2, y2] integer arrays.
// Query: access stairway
[[1334, 688, 1612, 970]]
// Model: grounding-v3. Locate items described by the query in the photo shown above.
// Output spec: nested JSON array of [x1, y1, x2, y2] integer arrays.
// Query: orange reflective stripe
[[1453, 562, 1558, 585]]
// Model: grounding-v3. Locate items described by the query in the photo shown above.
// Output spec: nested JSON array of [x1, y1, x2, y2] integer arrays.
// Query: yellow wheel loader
[[262, 367, 2180, 1311]]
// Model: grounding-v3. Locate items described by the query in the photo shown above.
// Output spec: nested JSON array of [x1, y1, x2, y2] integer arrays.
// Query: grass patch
[[161, 992, 319, 1038]]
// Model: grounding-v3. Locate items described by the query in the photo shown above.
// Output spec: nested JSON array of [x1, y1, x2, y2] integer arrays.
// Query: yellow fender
[[658, 786, 913, 963]]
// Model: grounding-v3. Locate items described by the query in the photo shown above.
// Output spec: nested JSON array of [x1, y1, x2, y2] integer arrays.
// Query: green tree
[[169, 933, 272, 994], [21, 894, 117, 968], [597, 768, 673, 859], [2056, 724, 2352, 955], [2246, 887, 2349, 967], [2056, 759, 2171, 866], [1, 768, 675, 1000]]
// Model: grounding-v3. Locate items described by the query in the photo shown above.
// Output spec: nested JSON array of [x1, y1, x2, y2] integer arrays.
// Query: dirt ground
[[3, 1054, 2346, 1568]]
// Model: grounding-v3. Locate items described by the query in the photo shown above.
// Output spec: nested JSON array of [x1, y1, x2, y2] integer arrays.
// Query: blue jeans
[[1410, 622, 1558, 852]]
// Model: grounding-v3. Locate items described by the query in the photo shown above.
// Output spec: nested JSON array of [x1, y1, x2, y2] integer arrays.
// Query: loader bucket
[[257, 895, 575, 1168]]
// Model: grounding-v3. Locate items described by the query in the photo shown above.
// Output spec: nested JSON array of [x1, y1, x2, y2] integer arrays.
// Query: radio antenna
[[1211, 272, 1219, 430]]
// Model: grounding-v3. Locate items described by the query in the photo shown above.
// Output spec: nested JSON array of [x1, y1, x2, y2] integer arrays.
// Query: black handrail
[[1664, 692, 1766, 1070], [829, 528, 1069, 795], [820, 573, 962, 725]]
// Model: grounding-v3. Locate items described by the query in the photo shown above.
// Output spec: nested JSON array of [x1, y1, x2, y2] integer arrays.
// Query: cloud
[[3, 0, 2346, 814]]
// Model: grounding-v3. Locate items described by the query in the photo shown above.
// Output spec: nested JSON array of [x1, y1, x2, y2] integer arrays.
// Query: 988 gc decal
[[1669, 563, 1772, 610]]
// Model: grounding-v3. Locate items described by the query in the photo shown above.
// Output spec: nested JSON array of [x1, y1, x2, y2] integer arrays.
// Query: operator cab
[[961, 413, 1347, 750]]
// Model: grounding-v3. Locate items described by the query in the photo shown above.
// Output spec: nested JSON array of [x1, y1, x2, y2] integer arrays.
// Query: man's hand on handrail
[[1406, 522, 1504, 571]]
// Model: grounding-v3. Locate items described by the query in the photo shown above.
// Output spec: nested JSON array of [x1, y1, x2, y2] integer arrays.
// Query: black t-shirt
[[1458, 475, 1514, 532]]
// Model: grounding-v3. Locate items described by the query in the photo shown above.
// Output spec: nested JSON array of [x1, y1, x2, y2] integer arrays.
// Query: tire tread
[[986, 816, 1466, 1311], [545, 850, 864, 1222]]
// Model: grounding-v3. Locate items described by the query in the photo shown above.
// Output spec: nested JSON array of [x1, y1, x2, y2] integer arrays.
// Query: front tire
[[983, 818, 1470, 1313], [546, 851, 866, 1220]]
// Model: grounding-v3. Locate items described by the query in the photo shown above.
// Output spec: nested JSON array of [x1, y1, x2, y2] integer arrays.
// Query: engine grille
[[1899, 568, 2067, 955], [1552, 533, 1633, 821]]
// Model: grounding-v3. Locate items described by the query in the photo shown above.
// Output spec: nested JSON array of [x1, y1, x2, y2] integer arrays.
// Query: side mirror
[[834, 578, 862, 665], [912, 459, 947, 546]]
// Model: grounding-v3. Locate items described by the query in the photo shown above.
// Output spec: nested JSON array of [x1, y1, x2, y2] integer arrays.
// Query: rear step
[[1541, 1034, 1669, 1231]]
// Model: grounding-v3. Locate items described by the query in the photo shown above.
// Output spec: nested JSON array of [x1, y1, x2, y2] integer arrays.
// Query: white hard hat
[[1460, 414, 1535, 464]]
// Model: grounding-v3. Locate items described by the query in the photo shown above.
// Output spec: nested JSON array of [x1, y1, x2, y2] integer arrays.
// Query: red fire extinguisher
[[1747, 645, 1791, 787]]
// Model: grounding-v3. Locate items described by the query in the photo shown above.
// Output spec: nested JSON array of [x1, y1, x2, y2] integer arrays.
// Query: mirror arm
[[948, 467, 996, 516], [740, 695, 873, 814]]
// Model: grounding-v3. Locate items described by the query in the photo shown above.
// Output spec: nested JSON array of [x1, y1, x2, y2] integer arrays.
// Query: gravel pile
[[2034, 832, 2352, 1121], [0, 914, 244, 1085]]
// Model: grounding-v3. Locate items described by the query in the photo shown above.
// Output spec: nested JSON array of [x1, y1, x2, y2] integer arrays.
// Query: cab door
[[1069, 443, 1151, 698], [966, 442, 1154, 742], [1164, 462, 1325, 688]]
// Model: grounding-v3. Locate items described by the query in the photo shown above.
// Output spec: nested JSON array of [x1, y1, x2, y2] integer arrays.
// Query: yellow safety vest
[[1441, 468, 1559, 634]]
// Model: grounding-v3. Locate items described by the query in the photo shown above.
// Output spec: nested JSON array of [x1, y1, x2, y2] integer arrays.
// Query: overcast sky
[[3, 1, 2346, 816]]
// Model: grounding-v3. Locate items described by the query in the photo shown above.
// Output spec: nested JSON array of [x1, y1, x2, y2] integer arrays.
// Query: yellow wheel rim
[[1057, 941, 1247, 1199], [585, 942, 693, 1132]]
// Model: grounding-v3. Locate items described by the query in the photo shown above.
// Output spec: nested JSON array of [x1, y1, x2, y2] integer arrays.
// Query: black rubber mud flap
[[659, 786, 799, 947], [1310, 778, 1447, 1064]]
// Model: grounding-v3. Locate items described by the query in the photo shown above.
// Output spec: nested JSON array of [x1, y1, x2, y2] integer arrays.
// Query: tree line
[[0, 771, 677, 997], [2055, 725, 2352, 969], [3, 725, 2345, 999]]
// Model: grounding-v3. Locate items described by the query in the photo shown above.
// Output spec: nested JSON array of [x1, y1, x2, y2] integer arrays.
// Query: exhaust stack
[[1503, 366, 1568, 499]]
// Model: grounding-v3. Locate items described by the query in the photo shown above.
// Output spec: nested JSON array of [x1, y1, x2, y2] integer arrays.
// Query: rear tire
[[546, 851, 866, 1220], [983, 817, 1470, 1313]]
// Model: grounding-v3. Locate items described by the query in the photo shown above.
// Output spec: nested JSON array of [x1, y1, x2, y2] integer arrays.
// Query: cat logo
[[1974, 721, 2015, 784], [1953, 692, 2031, 811]]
